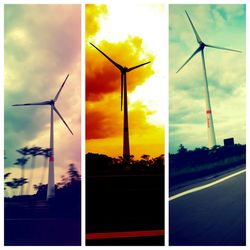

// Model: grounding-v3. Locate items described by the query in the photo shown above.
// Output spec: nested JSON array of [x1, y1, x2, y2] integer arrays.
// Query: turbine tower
[[13, 74, 73, 200], [90, 42, 150, 159], [177, 11, 240, 148]]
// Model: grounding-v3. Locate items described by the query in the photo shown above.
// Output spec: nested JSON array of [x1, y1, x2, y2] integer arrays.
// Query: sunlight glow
[[93, 4, 167, 127]]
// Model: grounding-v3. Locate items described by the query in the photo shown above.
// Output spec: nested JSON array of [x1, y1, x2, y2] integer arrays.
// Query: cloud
[[4, 5, 81, 174], [86, 93, 159, 140], [85, 4, 165, 158], [86, 37, 154, 102], [86, 4, 156, 146], [169, 4, 245, 153], [86, 4, 108, 38], [86, 94, 122, 140]]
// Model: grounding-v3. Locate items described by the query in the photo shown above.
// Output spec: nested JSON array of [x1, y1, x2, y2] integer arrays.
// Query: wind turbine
[[13, 74, 73, 200], [176, 11, 241, 148], [90, 42, 150, 159]]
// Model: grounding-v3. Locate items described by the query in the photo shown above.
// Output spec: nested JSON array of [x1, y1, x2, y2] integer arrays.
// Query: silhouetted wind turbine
[[176, 11, 241, 148], [90, 42, 150, 159], [13, 74, 73, 200]]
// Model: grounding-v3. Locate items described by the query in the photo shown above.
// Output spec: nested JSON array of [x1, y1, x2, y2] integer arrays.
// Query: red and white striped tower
[[13, 75, 73, 200], [201, 50, 216, 147], [47, 104, 55, 199], [177, 11, 240, 148]]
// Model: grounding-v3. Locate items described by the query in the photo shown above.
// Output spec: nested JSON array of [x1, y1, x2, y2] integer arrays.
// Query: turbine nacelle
[[176, 11, 241, 74], [199, 42, 206, 50], [90, 42, 151, 111], [12, 74, 73, 135], [123, 67, 129, 72], [49, 100, 55, 105], [177, 10, 241, 148]]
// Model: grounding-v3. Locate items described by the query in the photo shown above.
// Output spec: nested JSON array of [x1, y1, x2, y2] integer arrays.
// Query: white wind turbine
[[90, 42, 150, 159], [176, 11, 241, 148], [13, 74, 73, 200]]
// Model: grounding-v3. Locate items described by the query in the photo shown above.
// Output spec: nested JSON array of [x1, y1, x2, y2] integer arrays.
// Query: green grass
[[170, 154, 245, 187]]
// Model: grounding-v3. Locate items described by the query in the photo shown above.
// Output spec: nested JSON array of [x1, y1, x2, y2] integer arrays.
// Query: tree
[[140, 154, 151, 168], [14, 157, 29, 195], [26, 146, 43, 194], [33, 183, 47, 199], [5, 178, 28, 197], [178, 144, 188, 154], [141, 154, 150, 161], [40, 148, 52, 184], [67, 163, 81, 183], [16, 147, 30, 195], [4, 173, 11, 197], [16, 146, 30, 157]]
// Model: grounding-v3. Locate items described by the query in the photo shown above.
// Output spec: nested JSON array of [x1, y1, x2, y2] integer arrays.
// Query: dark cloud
[[86, 38, 154, 101]]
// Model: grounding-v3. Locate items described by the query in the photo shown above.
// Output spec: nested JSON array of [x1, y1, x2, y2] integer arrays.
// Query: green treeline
[[169, 144, 246, 187]]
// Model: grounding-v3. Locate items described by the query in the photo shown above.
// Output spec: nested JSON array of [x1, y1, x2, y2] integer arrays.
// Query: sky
[[169, 4, 246, 153], [86, 4, 167, 159], [4, 5, 81, 195]]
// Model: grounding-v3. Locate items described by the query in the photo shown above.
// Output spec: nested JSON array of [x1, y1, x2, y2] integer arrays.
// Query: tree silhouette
[[14, 157, 29, 195], [178, 144, 188, 154], [26, 146, 43, 194], [16, 146, 30, 195], [40, 148, 51, 184], [16, 146, 30, 157], [56, 164, 81, 189], [67, 163, 81, 182], [4, 173, 11, 197], [169, 144, 246, 186], [33, 164, 81, 204], [4, 172, 11, 180], [5, 178, 28, 197], [33, 183, 48, 199], [140, 154, 151, 168], [86, 153, 164, 175]]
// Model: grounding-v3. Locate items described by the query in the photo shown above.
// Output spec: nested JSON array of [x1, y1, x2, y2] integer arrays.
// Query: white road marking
[[169, 169, 246, 201]]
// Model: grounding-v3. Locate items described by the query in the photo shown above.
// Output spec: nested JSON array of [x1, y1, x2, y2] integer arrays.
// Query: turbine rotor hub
[[123, 67, 128, 72], [200, 42, 206, 50]]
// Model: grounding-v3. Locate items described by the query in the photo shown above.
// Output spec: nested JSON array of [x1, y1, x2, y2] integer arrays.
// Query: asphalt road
[[5, 218, 81, 246], [5, 200, 81, 246], [169, 169, 246, 246]]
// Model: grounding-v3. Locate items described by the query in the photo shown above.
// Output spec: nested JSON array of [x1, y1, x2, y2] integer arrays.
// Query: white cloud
[[169, 4, 245, 153]]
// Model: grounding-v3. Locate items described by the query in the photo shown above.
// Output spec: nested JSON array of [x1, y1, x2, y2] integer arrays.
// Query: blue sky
[[169, 4, 246, 153]]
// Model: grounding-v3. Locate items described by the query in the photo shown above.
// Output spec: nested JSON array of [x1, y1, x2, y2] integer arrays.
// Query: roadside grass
[[170, 154, 245, 187]]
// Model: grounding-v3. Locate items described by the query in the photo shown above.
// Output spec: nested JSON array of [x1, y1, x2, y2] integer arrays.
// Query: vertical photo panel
[[85, 4, 166, 246], [169, 4, 246, 246], [4, 4, 81, 246]]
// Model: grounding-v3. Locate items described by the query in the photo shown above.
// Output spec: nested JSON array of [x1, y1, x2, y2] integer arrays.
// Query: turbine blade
[[127, 61, 151, 72], [12, 101, 51, 106], [176, 47, 201, 73], [185, 10, 202, 44], [90, 42, 123, 71], [54, 74, 69, 102], [121, 73, 124, 111], [53, 106, 73, 135], [205, 44, 241, 53]]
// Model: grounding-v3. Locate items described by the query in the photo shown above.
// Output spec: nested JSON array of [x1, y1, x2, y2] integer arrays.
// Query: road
[[5, 218, 81, 246], [169, 169, 246, 246], [5, 200, 81, 246]]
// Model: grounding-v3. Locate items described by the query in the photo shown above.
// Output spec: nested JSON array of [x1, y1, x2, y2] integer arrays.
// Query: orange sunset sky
[[86, 4, 166, 158]]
